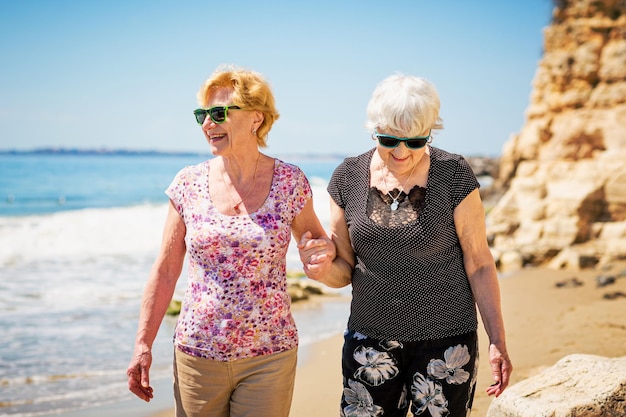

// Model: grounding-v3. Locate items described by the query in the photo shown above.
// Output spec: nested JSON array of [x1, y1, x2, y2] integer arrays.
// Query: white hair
[[365, 73, 444, 137]]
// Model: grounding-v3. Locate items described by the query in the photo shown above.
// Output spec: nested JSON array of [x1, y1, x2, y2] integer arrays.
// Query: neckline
[[365, 148, 432, 226], [206, 158, 277, 217], [367, 147, 432, 191]]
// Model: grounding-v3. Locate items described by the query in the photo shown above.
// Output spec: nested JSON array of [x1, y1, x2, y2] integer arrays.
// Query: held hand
[[298, 231, 336, 281], [485, 343, 512, 397], [127, 347, 154, 402]]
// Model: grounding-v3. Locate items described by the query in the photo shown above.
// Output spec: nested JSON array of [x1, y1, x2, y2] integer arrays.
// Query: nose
[[202, 116, 217, 129], [393, 141, 412, 157]]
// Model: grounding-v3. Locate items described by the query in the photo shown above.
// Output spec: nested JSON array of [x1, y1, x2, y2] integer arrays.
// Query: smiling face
[[375, 127, 430, 174], [201, 87, 258, 156], [365, 74, 442, 174]]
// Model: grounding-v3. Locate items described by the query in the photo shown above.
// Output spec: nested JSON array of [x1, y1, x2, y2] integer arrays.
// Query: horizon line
[[0, 146, 500, 159]]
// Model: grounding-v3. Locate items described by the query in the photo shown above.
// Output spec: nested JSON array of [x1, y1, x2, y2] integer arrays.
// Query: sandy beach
[[65, 261, 626, 417], [293, 260, 626, 417]]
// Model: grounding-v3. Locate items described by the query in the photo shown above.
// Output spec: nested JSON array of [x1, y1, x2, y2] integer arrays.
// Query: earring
[[252, 129, 257, 136]]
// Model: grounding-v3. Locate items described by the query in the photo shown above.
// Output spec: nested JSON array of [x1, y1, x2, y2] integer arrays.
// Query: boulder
[[498, 251, 524, 273], [487, 354, 626, 417]]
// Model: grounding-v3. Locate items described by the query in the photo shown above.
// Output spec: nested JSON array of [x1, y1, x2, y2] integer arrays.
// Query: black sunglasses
[[373, 129, 431, 149], [193, 105, 241, 125]]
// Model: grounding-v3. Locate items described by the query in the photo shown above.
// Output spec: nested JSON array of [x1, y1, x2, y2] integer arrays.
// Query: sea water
[[0, 153, 349, 416]]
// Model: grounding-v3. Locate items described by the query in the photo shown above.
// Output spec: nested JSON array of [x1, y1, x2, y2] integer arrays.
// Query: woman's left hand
[[485, 343, 513, 397], [297, 231, 336, 281]]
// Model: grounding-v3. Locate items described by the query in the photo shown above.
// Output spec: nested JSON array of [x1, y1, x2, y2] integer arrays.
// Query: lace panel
[[367, 185, 427, 227]]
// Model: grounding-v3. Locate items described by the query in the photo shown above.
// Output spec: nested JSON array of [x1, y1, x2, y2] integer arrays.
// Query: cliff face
[[487, 0, 626, 271]]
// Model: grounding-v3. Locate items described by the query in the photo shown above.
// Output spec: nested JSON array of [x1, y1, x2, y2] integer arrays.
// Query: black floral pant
[[340, 330, 478, 417]]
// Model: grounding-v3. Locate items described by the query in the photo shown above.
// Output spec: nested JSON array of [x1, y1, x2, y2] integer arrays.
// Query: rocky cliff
[[487, 0, 626, 271]]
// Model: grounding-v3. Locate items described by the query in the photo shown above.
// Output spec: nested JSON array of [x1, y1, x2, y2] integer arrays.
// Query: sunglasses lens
[[193, 110, 207, 125], [378, 135, 400, 147], [406, 139, 428, 149], [209, 107, 227, 123], [193, 107, 230, 125]]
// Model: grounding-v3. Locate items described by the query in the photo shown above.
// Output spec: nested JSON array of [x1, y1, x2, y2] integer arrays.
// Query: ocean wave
[[0, 368, 126, 387], [0, 182, 330, 269], [0, 203, 168, 267]]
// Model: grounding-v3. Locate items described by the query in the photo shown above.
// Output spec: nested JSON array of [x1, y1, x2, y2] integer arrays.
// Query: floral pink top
[[166, 159, 311, 361]]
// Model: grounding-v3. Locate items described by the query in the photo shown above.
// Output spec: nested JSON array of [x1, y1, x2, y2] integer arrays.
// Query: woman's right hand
[[298, 231, 336, 281], [127, 347, 154, 402]]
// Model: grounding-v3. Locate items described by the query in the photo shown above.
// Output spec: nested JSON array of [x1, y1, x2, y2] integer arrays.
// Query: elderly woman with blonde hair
[[127, 65, 335, 417]]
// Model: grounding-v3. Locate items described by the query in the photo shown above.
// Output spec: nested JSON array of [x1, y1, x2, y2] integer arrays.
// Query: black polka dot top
[[328, 147, 480, 341]]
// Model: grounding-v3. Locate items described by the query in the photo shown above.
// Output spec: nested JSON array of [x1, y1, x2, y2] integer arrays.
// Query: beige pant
[[173, 347, 298, 417]]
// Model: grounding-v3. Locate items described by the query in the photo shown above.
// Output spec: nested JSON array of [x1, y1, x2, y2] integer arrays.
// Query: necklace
[[380, 160, 418, 211], [221, 153, 261, 214]]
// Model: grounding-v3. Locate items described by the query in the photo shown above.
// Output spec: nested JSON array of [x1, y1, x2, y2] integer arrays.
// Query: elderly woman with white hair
[[300, 73, 513, 417]]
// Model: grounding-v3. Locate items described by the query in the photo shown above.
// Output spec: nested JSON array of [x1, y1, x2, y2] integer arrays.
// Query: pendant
[[233, 203, 241, 214], [390, 201, 399, 211]]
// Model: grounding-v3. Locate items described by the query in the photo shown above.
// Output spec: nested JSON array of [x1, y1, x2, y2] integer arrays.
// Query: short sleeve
[[164, 163, 206, 220], [327, 160, 348, 209], [451, 156, 480, 208], [273, 161, 312, 222], [165, 166, 189, 218], [291, 164, 312, 216]]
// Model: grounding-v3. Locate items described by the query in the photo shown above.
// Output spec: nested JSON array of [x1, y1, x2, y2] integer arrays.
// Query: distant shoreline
[[0, 148, 500, 183], [0, 148, 210, 157], [0, 147, 499, 159], [0, 148, 349, 161]]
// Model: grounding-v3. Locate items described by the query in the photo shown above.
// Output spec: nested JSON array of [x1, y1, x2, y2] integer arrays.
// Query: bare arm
[[293, 197, 353, 288], [127, 200, 187, 401], [455, 188, 512, 397], [326, 198, 355, 287]]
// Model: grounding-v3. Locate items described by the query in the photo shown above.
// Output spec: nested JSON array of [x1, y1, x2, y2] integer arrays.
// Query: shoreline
[[43, 261, 626, 417]]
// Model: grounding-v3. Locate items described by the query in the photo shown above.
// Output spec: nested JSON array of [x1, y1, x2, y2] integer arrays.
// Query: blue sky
[[0, 1, 553, 157]]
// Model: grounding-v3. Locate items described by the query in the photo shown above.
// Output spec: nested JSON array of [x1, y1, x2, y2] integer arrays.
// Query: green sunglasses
[[193, 105, 241, 125], [373, 129, 431, 149]]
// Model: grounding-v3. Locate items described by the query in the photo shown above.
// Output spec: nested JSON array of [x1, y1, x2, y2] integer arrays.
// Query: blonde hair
[[365, 73, 443, 137], [197, 65, 279, 147]]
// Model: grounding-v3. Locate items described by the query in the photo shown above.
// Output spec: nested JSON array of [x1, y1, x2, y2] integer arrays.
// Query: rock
[[487, 0, 626, 271], [554, 276, 584, 288], [549, 248, 583, 270], [287, 277, 329, 302], [498, 251, 524, 273], [547, 247, 600, 270], [595, 274, 616, 287], [287, 285, 309, 302], [166, 299, 181, 316], [602, 291, 626, 300], [487, 354, 626, 417]]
